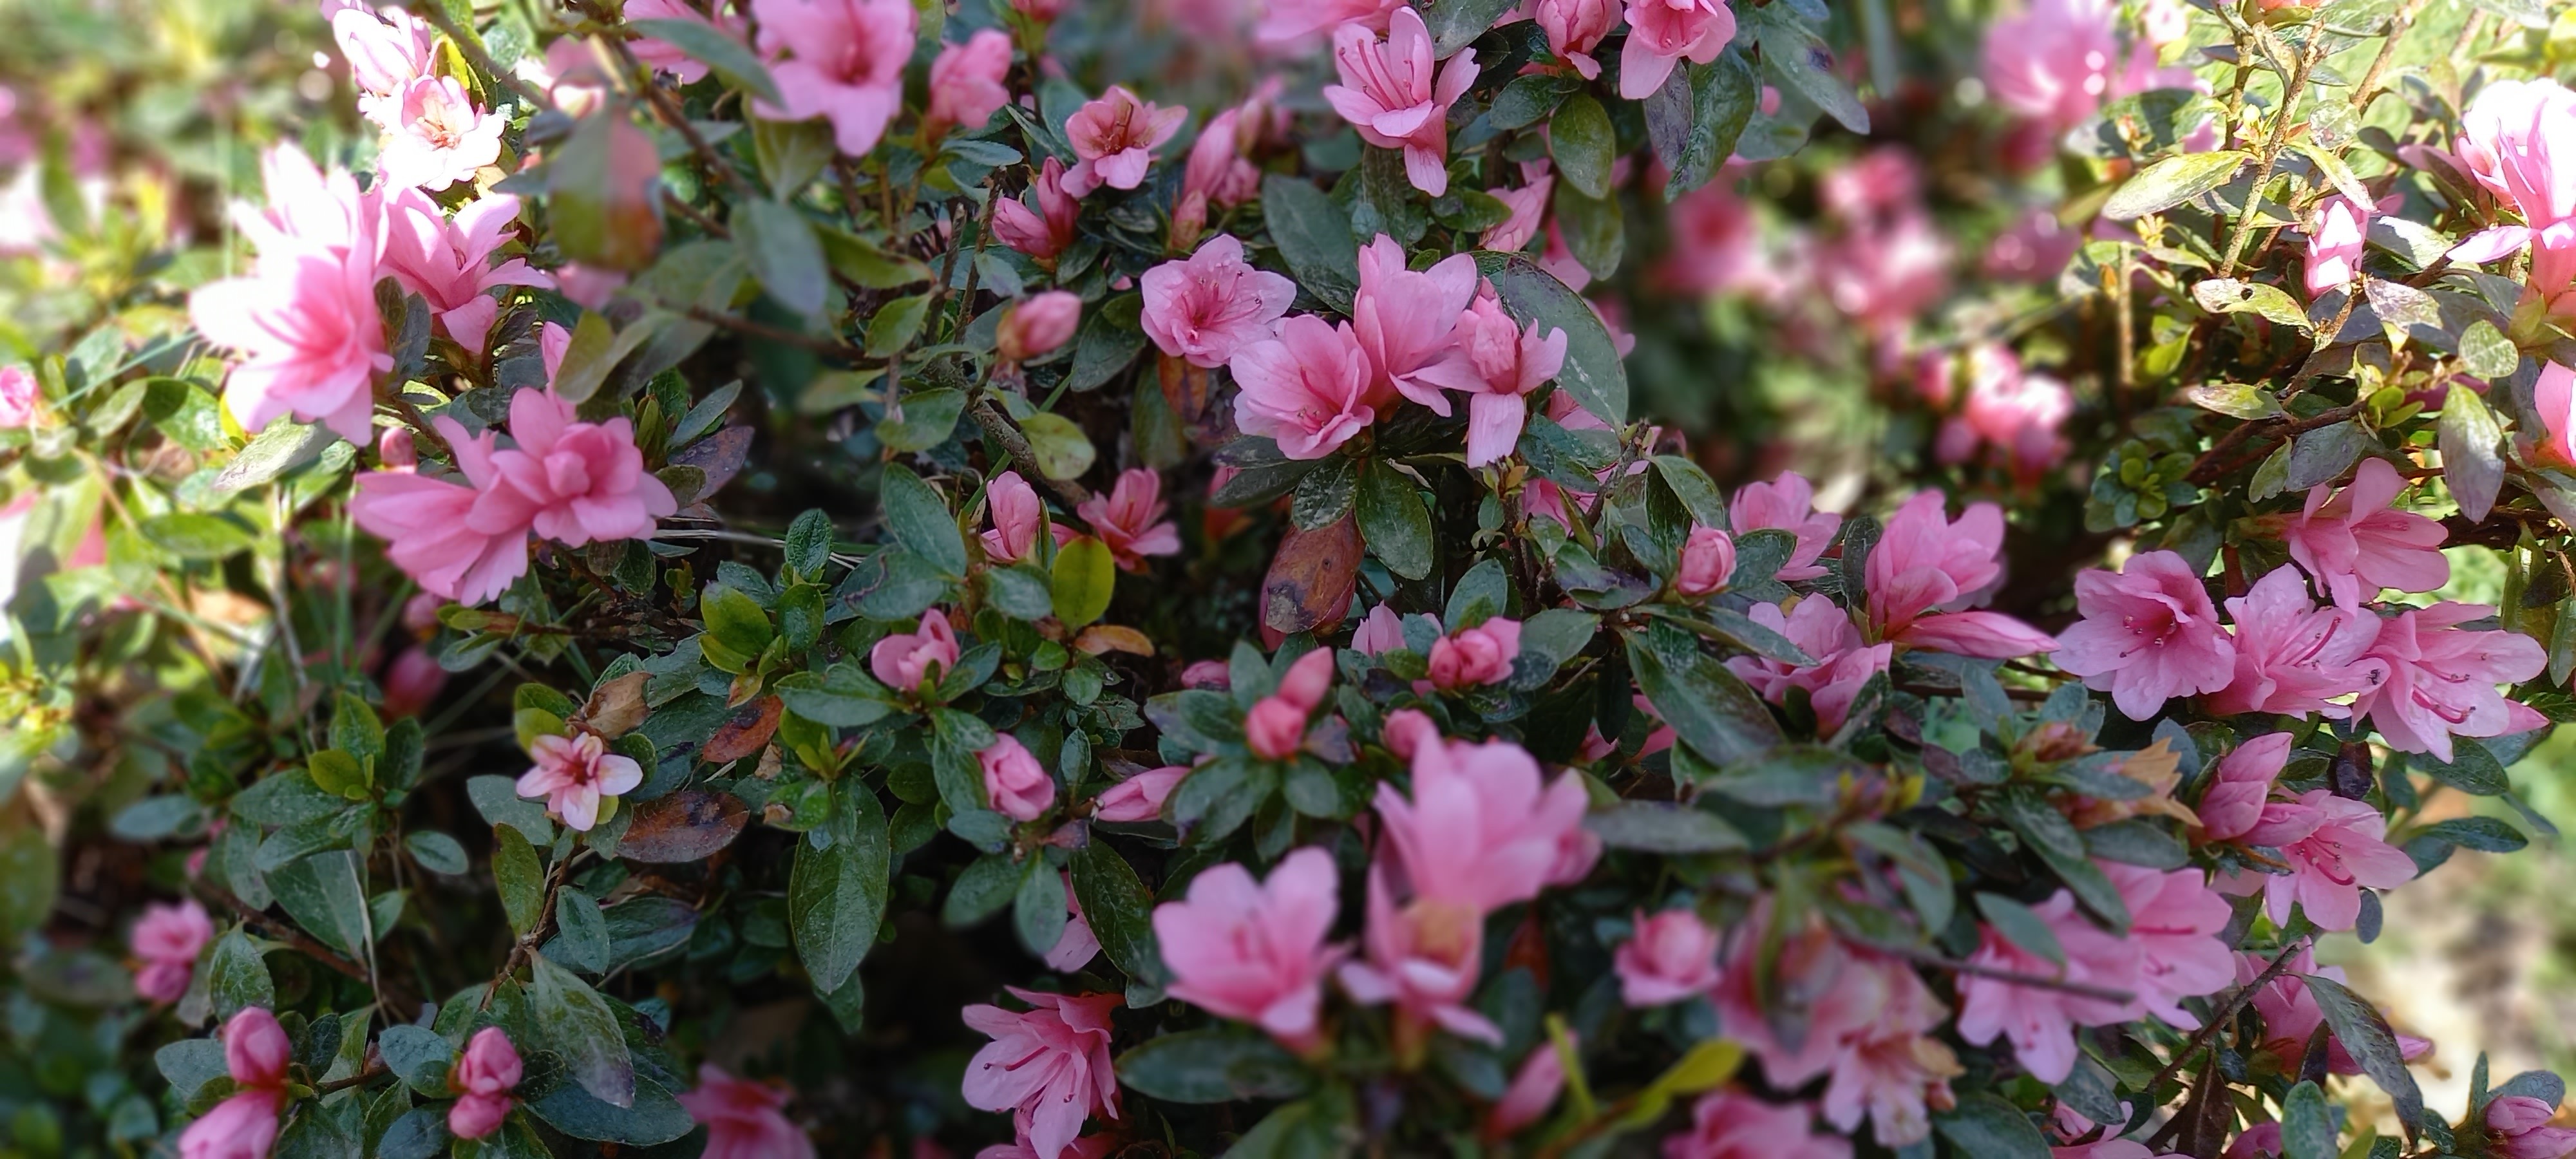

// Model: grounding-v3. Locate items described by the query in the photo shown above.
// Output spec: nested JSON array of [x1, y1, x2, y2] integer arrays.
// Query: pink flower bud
[[1426, 618, 1521, 690], [381, 646, 448, 719], [870, 610, 962, 692], [376, 424, 417, 470], [2488, 1095, 2576, 1159], [1380, 708, 1441, 760], [1092, 765, 1186, 822], [1179, 660, 1231, 689], [1244, 697, 1310, 761], [0, 364, 38, 428], [1674, 526, 1735, 598], [978, 734, 1056, 820], [1613, 909, 1724, 1007], [448, 1027, 522, 1140], [998, 292, 1082, 362]]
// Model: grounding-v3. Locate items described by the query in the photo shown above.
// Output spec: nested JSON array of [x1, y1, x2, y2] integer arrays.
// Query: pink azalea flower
[[679, 1065, 817, 1159], [993, 158, 1079, 262], [1153, 847, 1345, 1051], [2351, 601, 2548, 762], [1983, 209, 2082, 282], [1945, 346, 2074, 483], [2486, 1095, 2576, 1159], [383, 646, 448, 719], [1350, 603, 1407, 656], [1618, 0, 1736, 100], [1730, 473, 1842, 581], [2282, 457, 2450, 607], [982, 470, 1047, 564], [1674, 526, 1736, 598], [1141, 234, 1298, 369], [131, 898, 213, 1003], [2057, 1144, 2158, 1159], [2101, 862, 2233, 1026], [1448, 290, 1568, 466], [1866, 491, 2057, 659], [554, 262, 629, 310], [329, 3, 434, 126], [1711, 914, 1957, 1147], [1256, 0, 1404, 43], [1533, 0, 1617, 79], [1814, 209, 1954, 339], [1338, 865, 1500, 1042], [379, 188, 553, 350], [1725, 598, 1893, 733], [1075, 468, 1182, 572], [1245, 648, 1335, 760], [2305, 194, 2369, 297], [1426, 617, 1521, 690], [447, 1028, 522, 1140], [978, 734, 1056, 821], [926, 30, 1014, 135], [1953, 889, 2143, 1084], [1487, 1035, 1573, 1138], [1373, 736, 1595, 912], [1060, 86, 1186, 197], [1046, 874, 1101, 970], [1983, 0, 2177, 133], [469, 387, 679, 548], [1182, 660, 1234, 688], [871, 610, 961, 692], [178, 1007, 290, 1159], [2239, 946, 2432, 1076], [625, 0, 750, 83], [1615, 908, 1725, 1007], [1482, 165, 1554, 252], [2192, 732, 2314, 845], [1379, 707, 1444, 760], [351, 418, 530, 605], [1229, 314, 1379, 460], [1350, 235, 1484, 412], [1662, 1093, 1853, 1159], [998, 292, 1082, 362], [2224, 1123, 2284, 1158], [752, 0, 915, 156], [2458, 80, 2576, 234], [2053, 549, 2236, 720], [1092, 764, 1186, 822], [189, 146, 389, 445], [961, 989, 1122, 1159], [0, 364, 33, 428], [2256, 789, 2416, 930], [2204, 566, 2385, 717], [1663, 181, 1786, 299], [1323, 6, 1479, 196], [376, 76, 504, 192], [516, 731, 644, 831]]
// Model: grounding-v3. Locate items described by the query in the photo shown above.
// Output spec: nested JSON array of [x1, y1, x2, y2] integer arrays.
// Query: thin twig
[[314, 1062, 391, 1094], [2349, 0, 2432, 109], [2184, 403, 2362, 485], [2219, 27, 2331, 278], [198, 883, 373, 984], [971, 400, 1092, 506], [2145, 939, 2310, 1095], [1885, 945, 2140, 1005], [677, 304, 869, 361]]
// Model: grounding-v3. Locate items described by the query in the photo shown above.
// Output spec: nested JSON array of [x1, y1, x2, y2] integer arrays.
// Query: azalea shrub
[[14, 0, 2576, 1154]]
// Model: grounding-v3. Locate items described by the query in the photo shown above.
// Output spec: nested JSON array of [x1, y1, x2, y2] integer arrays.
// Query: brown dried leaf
[[617, 791, 751, 863], [1073, 625, 1155, 657], [1259, 514, 1361, 647], [574, 672, 652, 739], [703, 695, 782, 765]]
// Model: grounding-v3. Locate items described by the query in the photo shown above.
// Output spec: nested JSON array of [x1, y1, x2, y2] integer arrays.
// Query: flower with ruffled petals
[[131, 899, 213, 1003], [379, 188, 553, 350], [2487, 1095, 2576, 1159], [1725, 598, 1892, 733], [1712, 910, 1959, 1147], [2204, 566, 2385, 718], [2351, 601, 2548, 762], [1142, 235, 1298, 369], [1447, 290, 1567, 466], [376, 77, 504, 192], [1867, 491, 2057, 659], [517, 731, 643, 832], [1323, 7, 1479, 196], [1730, 473, 1842, 581], [2305, 194, 2369, 297], [994, 158, 1079, 263], [961, 989, 1122, 1159], [1374, 736, 1595, 911], [470, 388, 678, 548], [2053, 550, 2235, 720], [1061, 86, 1186, 196], [680, 1065, 817, 1159], [189, 146, 388, 445], [926, 30, 1014, 136], [2282, 458, 2449, 607], [1350, 235, 1483, 412], [1954, 889, 2144, 1083], [1154, 847, 1345, 1051], [1338, 865, 1499, 1042], [2102, 862, 2233, 1026], [351, 417, 532, 605], [1230, 315, 1379, 460], [1075, 469, 1182, 571]]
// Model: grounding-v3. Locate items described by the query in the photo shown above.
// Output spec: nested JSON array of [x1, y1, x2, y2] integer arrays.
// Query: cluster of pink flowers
[[1980, 0, 2194, 165], [447, 1028, 524, 1140], [1710, 904, 1960, 1145], [178, 1007, 292, 1159], [1914, 343, 2074, 484], [129, 898, 213, 1003], [326, 0, 503, 191], [2448, 79, 2576, 312], [2195, 733, 2416, 931]]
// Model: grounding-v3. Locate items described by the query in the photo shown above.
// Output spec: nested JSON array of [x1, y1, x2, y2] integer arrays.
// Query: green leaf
[[1488, 74, 1578, 131], [524, 1074, 694, 1145], [774, 663, 896, 728], [1932, 1093, 2051, 1159], [751, 117, 834, 200], [2284, 421, 2371, 493], [1549, 93, 1615, 199], [493, 824, 545, 938], [790, 782, 890, 996], [1070, 840, 1170, 988], [1585, 802, 1745, 853], [819, 227, 933, 288], [880, 388, 968, 453], [2182, 382, 2284, 420], [880, 466, 967, 577], [2281, 1080, 2336, 1159], [1116, 1028, 1316, 1104], [737, 200, 828, 316], [1975, 892, 2063, 966], [142, 513, 256, 561], [2298, 973, 2424, 1132], [627, 18, 782, 103], [377, 1024, 458, 1100], [2459, 318, 2521, 380], [527, 952, 637, 1109], [1289, 455, 1359, 531], [2104, 151, 2252, 220], [1052, 535, 1117, 628], [1551, 180, 1624, 280], [551, 310, 667, 405], [1667, 53, 1761, 201], [1014, 860, 1070, 957], [1423, 0, 1519, 54], [1623, 624, 1782, 764], [204, 928, 273, 1019], [1354, 459, 1434, 580], [269, 851, 371, 957], [2439, 384, 2505, 523], [306, 749, 368, 800], [469, 775, 555, 846], [2417, 737, 2509, 795], [552, 888, 612, 974], [213, 419, 328, 494], [1994, 786, 2130, 934], [2420, 815, 2528, 853], [1473, 251, 1628, 423], [866, 292, 933, 356], [332, 693, 384, 766], [1018, 411, 1098, 480], [1619, 1038, 1743, 1127], [1262, 174, 1359, 312], [2192, 277, 2312, 330], [1750, 6, 1870, 134], [404, 831, 468, 876]]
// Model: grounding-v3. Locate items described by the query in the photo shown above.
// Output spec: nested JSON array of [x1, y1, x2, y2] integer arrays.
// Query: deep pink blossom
[[1426, 617, 1521, 690], [2205, 566, 2385, 718], [377, 76, 504, 191], [1373, 736, 1595, 912], [1712, 914, 1958, 1146], [1482, 162, 1553, 252], [1153, 847, 1345, 1051], [2352, 601, 2548, 762], [178, 1007, 290, 1159], [1730, 473, 1842, 581], [2539, 362, 2576, 469], [1663, 181, 1786, 299], [2305, 194, 2369, 297], [448, 1028, 522, 1140], [2282, 457, 2450, 607], [1245, 648, 1335, 760], [350, 417, 529, 605], [2102, 862, 2233, 1026], [982, 471, 1046, 564], [994, 158, 1079, 262], [1533, 0, 1616, 78], [1061, 86, 1186, 197], [0, 364, 33, 428], [1448, 290, 1567, 466], [131, 898, 213, 1003], [2256, 789, 2416, 930], [516, 731, 644, 832], [961, 989, 1122, 1159], [1488, 1036, 1573, 1138], [1183, 660, 1233, 689], [2053, 550, 2235, 720], [189, 146, 389, 444], [1983, 0, 2179, 133], [1350, 236, 1484, 411], [1814, 209, 1952, 339], [1984, 210, 2082, 282], [1867, 491, 2057, 659], [1141, 235, 1298, 369], [379, 188, 553, 350], [1931, 344, 2074, 483], [978, 734, 1056, 821], [1674, 526, 1736, 598], [998, 292, 1081, 363], [1662, 1093, 1854, 1159], [2487, 1095, 2576, 1159], [1338, 865, 1499, 1042], [1954, 889, 2143, 1083], [1619, 0, 1736, 99], [753, 0, 915, 156], [1379, 707, 1443, 760], [871, 609, 961, 691], [472, 388, 678, 548], [927, 30, 1014, 135], [626, 0, 750, 83], [2193, 732, 2311, 845], [1092, 765, 1186, 822], [1075, 468, 1182, 571], [679, 1065, 816, 1159], [1725, 598, 1893, 733], [2239, 946, 2432, 1076], [1229, 315, 1379, 459], [1615, 908, 1724, 1006], [1324, 7, 1479, 196]]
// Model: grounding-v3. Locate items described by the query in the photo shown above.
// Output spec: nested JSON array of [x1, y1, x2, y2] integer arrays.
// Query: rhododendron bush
[[14, 0, 2576, 1153]]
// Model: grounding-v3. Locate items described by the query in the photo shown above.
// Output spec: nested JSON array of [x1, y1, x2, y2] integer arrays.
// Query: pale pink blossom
[[350, 418, 529, 605], [377, 76, 504, 192], [2204, 566, 2385, 718], [516, 731, 644, 831], [1983, 0, 2184, 134], [131, 899, 213, 1003], [1615, 909, 1725, 1006], [1955, 889, 2144, 1083], [1141, 235, 1298, 368], [1230, 315, 1379, 459], [1426, 617, 1521, 690], [1245, 648, 1335, 760], [448, 1028, 522, 1140], [871, 609, 961, 691], [1061, 86, 1186, 197], [1075, 468, 1182, 572], [626, 0, 750, 83], [1175, 104, 1266, 242], [1663, 1093, 1854, 1159], [1256, 0, 1404, 44], [1482, 166, 1555, 252], [1338, 865, 1499, 1042], [1619, 0, 1737, 99], [961, 989, 1122, 1159], [982, 470, 1046, 564], [1153, 847, 1345, 1051], [2486, 1095, 2576, 1159], [1324, 7, 1479, 196], [1092, 765, 1186, 822], [516, 37, 614, 117], [1448, 290, 1567, 466], [1047, 876, 1100, 970], [1983, 210, 2081, 282], [998, 292, 1081, 362], [1350, 235, 1483, 412], [1373, 737, 1595, 912], [1730, 473, 1841, 581], [753, 0, 915, 156], [330, 3, 434, 125], [1931, 344, 2074, 483], [679, 1065, 817, 1159], [2053, 549, 2235, 720], [1488, 1036, 1573, 1138], [1182, 661, 1233, 689], [1814, 211, 1952, 339], [555, 263, 630, 310], [1674, 526, 1736, 598], [2351, 601, 2548, 762], [189, 147, 389, 444], [178, 1007, 290, 1159], [978, 734, 1056, 821], [2192, 732, 2307, 845], [2282, 457, 2450, 607], [1712, 914, 1958, 1147], [1725, 598, 1892, 733], [1867, 491, 2057, 659], [379, 188, 553, 350], [2257, 789, 2417, 931], [2239, 946, 2432, 1076], [1351, 601, 1407, 655], [2458, 80, 2576, 236], [0, 365, 33, 428], [926, 30, 1014, 136], [1532, 0, 1616, 78], [2305, 194, 2369, 297], [472, 388, 678, 547], [994, 158, 1079, 262], [2102, 862, 2233, 1026]]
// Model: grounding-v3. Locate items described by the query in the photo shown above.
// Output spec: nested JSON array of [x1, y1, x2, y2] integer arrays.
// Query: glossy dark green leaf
[[527, 952, 636, 1109], [881, 465, 967, 577], [2298, 973, 2424, 1132], [1473, 252, 1628, 423], [1549, 93, 1615, 199], [1932, 1093, 2051, 1159], [1116, 1027, 1316, 1104], [789, 782, 889, 996], [1071, 839, 1171, 988], [1262, 174, 1359, 312]]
